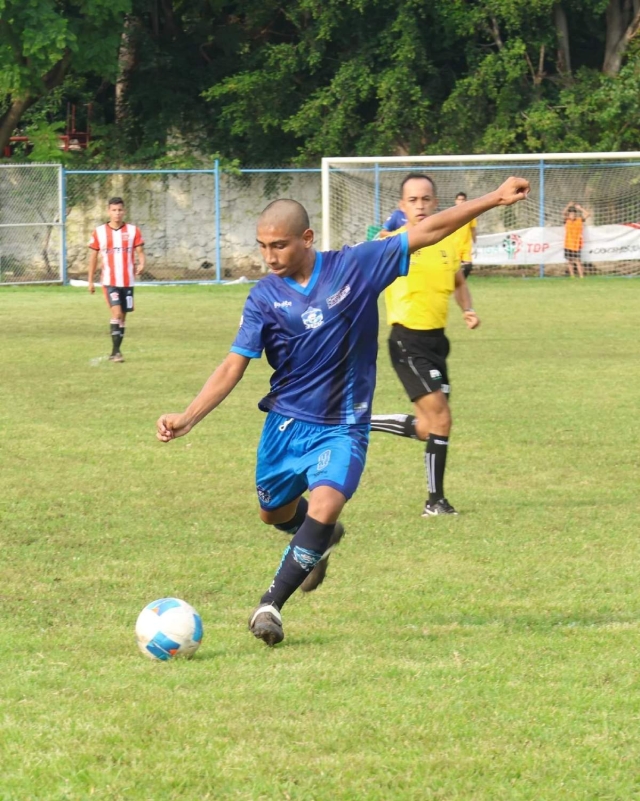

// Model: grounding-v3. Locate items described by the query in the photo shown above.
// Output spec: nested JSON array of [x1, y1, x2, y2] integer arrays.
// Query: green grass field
[[1, 279, 639, 800]]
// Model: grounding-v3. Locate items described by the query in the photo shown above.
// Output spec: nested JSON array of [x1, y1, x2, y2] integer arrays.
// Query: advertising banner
[[475, 224, 640, 264]]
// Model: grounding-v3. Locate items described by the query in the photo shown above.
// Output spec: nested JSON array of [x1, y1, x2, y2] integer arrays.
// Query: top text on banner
[[475, 225, 640, 265]]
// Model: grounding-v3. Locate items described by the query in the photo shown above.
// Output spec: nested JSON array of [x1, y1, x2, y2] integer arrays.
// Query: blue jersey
[[383, 209, 407, 231], [231, 233, 409, 425]]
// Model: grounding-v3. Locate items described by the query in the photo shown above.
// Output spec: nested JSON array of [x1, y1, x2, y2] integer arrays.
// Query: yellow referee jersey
[[452, 218, 477, 262], [380, 227, 460, 330]]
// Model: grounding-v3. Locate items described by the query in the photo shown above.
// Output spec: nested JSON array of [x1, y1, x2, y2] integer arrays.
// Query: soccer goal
[[321, 153, 640, 276]]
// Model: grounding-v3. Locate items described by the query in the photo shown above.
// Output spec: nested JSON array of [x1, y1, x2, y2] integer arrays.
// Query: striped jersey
[[231, 234, 410, 425], [88, 223, 144, 287]]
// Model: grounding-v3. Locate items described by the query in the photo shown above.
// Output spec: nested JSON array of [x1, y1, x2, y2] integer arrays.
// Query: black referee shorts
[[388, 324, 450, 402]]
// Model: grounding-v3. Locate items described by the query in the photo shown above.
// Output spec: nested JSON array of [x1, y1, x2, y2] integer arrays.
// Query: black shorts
[[564, 249, 581, 261], [104, 286, 135, 313], [388, 324, 450, 402]]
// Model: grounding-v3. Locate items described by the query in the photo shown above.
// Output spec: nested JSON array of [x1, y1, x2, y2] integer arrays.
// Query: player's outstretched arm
[[407, 177, 530, 254], [156, 352, 251, 442]]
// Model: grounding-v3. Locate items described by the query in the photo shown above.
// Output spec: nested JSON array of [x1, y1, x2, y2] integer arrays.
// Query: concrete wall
[[65, 171, 322, 281]]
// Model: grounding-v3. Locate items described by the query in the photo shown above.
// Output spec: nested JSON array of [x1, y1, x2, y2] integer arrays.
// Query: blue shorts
[[255, 412, 370, 510]]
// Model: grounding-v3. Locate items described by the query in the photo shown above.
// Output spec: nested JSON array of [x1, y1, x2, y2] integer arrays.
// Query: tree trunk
[[603, 0, 640, 75], [0, 95, 36, 155], [0, 49, 72, 154], [115, 17, 138, 124], [554, 4, 572, 75]]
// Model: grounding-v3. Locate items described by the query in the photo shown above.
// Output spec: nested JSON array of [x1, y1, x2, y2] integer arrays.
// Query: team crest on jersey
[[302, 306, 323, 329], [257, 485, 271, 504]]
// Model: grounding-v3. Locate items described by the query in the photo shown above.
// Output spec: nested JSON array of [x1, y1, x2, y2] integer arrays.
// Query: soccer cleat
[[421, 498, 459, 517], [248, 603, 284, 646], [300, 521, 345, 593], [111, 353, 125, 363]]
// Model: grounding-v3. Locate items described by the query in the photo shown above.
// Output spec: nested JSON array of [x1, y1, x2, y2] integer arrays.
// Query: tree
[[0, 0, 130, 154], [9, 0, 640, 165]]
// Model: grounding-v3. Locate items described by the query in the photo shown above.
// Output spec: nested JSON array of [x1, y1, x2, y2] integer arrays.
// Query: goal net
[[321, 154, 640, 276]]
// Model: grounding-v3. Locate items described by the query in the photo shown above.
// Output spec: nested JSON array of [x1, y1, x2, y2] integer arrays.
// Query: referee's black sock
[[426, 434, 449, 503], [110, 320, 122, 356], [370, 413, 418, 438], [274, 496, 308, 536], [260, 516, 335, 609]]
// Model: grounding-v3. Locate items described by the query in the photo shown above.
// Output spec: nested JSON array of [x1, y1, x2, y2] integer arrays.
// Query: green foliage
[[5, 0, 640, 165], [19, 120, 70, 163], [0, 0, 129, 95]]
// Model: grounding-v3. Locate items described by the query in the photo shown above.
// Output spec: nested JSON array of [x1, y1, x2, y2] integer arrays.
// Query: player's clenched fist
[[496, 177, 530, 205], [156, 413, 193, 442]]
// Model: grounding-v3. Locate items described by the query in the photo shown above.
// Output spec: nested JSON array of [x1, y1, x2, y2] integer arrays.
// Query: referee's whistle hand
[[464, 311, 480, 329]]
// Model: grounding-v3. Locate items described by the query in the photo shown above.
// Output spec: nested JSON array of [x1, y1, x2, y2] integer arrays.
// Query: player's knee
[[260, 496, 301, 527], [413, 417, 430, 441], [307, 487, 345, 524], [432, 404, 452, 434], [259, 508, 278, 525]]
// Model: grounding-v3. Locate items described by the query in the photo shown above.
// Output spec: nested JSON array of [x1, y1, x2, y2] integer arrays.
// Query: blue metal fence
[[2, 157, 640, 285]]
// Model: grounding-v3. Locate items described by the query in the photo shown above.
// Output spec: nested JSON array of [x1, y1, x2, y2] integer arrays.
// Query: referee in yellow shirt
[[452, 191, 477, 278], [372, 174, 480, 516]]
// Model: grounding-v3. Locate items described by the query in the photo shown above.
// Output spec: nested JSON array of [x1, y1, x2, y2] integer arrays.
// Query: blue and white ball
[[135, 597, 203, 660]]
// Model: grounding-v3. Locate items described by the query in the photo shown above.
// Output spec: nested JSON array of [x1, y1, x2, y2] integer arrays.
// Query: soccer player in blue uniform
[[157, 179, 529, 647], [383, 208, 407, 232]]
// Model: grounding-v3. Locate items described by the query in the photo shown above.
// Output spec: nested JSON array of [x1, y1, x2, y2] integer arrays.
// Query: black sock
[[110, 321, 122, 356], [274, 496, 308, 535], [370, 414, 418, 438], [119, 325, 125, 352], [260, 516, 335, 609], [426, 434, 449, 503]]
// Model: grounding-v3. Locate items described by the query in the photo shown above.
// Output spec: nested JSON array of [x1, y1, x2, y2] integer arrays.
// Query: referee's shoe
[[422, 498, 458, 517]]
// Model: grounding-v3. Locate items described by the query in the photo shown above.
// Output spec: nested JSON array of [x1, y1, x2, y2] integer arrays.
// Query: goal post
[[321, 153, 640, 276]]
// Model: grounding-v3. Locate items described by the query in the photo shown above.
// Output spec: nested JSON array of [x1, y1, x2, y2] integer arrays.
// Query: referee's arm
[[454, 269, 480, 330]]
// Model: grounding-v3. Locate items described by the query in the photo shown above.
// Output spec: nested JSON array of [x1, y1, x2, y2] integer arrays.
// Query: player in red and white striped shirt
[[88, 197, 145, 363]]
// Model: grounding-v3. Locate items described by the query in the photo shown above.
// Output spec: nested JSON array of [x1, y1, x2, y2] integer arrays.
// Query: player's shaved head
[[258, 199, 310, 236]]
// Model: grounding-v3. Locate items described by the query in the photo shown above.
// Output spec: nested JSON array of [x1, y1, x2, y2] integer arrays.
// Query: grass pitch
[[1, 278, 639, 800]]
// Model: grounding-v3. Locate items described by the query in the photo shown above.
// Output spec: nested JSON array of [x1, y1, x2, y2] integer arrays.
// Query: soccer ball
[[135, 597, 203, 660]]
